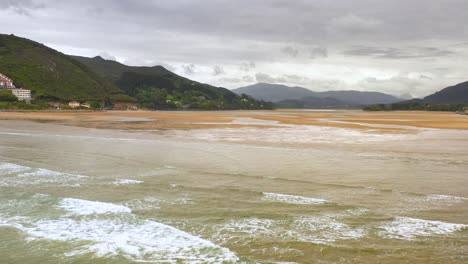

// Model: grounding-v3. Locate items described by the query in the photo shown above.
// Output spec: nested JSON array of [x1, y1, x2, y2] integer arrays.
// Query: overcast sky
[[2, 0, 468, 97]]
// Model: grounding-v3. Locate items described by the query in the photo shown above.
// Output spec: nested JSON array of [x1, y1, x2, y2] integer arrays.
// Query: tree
[[0, 90, 18, 102]]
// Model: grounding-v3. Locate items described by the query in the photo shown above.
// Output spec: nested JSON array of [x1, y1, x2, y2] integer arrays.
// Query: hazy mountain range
[[233, 83, 405, 108]]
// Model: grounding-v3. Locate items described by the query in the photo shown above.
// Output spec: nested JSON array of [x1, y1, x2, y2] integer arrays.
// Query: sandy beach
[[0, 110, 467, 132], [1, 109, 468, 264]]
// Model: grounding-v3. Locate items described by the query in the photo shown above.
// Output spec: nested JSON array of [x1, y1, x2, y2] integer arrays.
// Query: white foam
[[0, 162, 31, 175], [2, 168, 89, 187], [19, 168, 87, 179], [214, 213, 365, 246], [171, 125, 415, 145], [0, 165, 90, 187], [426, 194, 467, 202], [262, 192, 328, 205], [1, 197, 238, 263], [112, 179, 143, 186], [380, 217, 468, 240], [59, 198, 132, 215], [292, 216, 366, 244]]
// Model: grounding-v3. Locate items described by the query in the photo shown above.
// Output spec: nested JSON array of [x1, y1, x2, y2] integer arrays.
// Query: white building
[[10, 88, 31, 101], [69, 101, 80, 108], [0, 73, 15, 89]]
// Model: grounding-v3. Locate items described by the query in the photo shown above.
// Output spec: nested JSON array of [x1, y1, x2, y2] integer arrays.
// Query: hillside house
[[0, 73, 15, 89], [68, 101, 80, 108], [48, 102, 63, 109], [114, 102, 138, 110], [81, 102, 91, 108]]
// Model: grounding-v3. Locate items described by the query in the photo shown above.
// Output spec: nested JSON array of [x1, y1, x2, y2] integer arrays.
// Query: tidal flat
[[0, 110, 467, 263]]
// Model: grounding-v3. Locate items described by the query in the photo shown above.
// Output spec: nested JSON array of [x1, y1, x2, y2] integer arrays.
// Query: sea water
[[0, 119, 467, 263]]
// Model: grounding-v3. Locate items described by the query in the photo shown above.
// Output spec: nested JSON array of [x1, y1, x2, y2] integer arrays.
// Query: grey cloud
[[356, 75, 441, 97], [419, 74, 432, 80], [240, 62, 256, 72], [255, 73, 277, 83], [328, 14, 382, 35], [242, 75, 254, 82], [181, 64, 196, 75], [309, 46, 328, 59], [213, 65, 225, 76], [5, 1, 468, 45], [2, 0, 467, 95], [0, 0, 45, 15], [218, 77, 241, 83], [87, 7, 104, 16], [282, 46, 299, 58], [342, 46, 455, 59], [160, 63, 176, 72], [98, 52, 116, 61]]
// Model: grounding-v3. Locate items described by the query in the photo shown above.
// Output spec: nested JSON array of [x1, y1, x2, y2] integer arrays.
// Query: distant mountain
[[73, 56, 272, 110], [424, 81, 468, 103], [0, 34, 126, 101], [314, 90, 402, 105], [276, 96, 350, 109], [399, 93, 414, 100], [234, 83, 404, 107], [232, 83, 317, 102]]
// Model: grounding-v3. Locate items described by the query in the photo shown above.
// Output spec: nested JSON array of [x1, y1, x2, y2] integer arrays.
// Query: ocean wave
[[0, 196, 238, 263], [426, 194, 467, 202], [379, 217, 468, 240], [112, 179, 144, 186], [0, 162, 31, 175], [59, 198, 132, 215], [0, 162, 90, 188], [214, 212, 366, 246], [262, 192, 328, 205]]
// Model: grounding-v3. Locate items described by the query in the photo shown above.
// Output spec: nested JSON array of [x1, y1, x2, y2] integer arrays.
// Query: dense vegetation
[[73, 56, 273, 110], [0, 34, 129, 102], [0, 100, 48, 110], [364, 99, 468, 112], [364, 81, 468, 112], [0, 89, 17, 102]]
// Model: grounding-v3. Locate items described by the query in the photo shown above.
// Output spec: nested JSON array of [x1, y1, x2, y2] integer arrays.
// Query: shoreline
[[0, 109, 467, 132]]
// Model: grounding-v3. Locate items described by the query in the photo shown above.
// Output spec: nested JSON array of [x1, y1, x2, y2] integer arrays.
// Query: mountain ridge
[[71, 55, 272, 110], [423, 81, 468, 103], [0, 34, 127, 101], [234, 83, 404, 107]]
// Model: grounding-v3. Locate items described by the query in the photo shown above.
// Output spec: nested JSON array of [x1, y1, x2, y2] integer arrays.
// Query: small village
[[0, 72, 138, 110], [0, 72, 31, 102]]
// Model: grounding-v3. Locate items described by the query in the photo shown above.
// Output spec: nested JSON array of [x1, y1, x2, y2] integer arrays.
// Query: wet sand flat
[[0, 110, 467, 131]]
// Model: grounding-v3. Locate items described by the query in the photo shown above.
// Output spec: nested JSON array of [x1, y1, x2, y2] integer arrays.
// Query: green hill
[[72, 55, 272, 110], [0, 34, 128, 102]]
